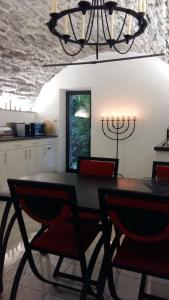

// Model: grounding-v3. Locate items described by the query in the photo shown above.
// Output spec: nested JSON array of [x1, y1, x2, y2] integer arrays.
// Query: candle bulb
[[81, 14, 85, 39], [127, 15, 132, 35], [110, 11, 114, 39], [142, 0, 146, 13], [101, 114, 105, 121], [106, 116, 109, 121], [111, 115, 114, 121], [51, 0, 57, 13], [138, 0, 143, 12]]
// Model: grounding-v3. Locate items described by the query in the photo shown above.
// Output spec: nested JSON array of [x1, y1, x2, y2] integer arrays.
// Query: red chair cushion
[[80, 160, 115, 177], [156, 165, 169, 181], [32, 223, 99, 258], [113, 237, 169, 277], [79, 211, 100, 223]]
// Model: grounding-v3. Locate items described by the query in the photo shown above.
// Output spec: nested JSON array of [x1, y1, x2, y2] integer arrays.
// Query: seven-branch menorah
[[101, 115, 136, 159]]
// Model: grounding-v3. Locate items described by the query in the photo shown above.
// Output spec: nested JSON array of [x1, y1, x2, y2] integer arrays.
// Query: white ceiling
[[0, 0, 168, 104]]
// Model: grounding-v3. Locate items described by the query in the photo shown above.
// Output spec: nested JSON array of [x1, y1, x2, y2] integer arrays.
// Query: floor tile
[[115, 274, 141, 300]]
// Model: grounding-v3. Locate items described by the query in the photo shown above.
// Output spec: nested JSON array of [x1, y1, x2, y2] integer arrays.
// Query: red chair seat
[[32, 222, 99, 258], [113, 237, 169, 277], [79, 211, 100, 222]]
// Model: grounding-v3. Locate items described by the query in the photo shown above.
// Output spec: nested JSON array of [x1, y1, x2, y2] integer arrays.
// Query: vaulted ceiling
[[0, 0, 168, 105]]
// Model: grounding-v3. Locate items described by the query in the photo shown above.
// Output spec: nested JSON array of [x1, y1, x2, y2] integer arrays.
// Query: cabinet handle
[[4, 153, 7, 164], [44, 147, 47, 156], [47, 147, 52, 150], [29, 149, 31, 160], [25, 150, 27, 160]]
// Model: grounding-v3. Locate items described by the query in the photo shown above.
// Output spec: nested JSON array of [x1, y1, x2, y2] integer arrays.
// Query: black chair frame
[[0, 198, 17, 294], [8, 179, 103, 300]]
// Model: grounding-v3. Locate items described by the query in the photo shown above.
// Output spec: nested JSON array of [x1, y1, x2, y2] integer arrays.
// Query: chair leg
[[0, 201, 13, 294], [10, 251, 28, 300], [138, 274, 147, 300], [53, 256, 64, 279], [0, 212, 17, 294], [107, 267, 122, 300], [79, 254, 96, 297], [80, 234, 104, 300]]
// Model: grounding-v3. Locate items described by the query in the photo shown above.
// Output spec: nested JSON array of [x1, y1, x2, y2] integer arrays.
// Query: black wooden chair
[[95, 188, 169, 300], [76, 156, 119, 224], [152, 160, 169, 181], [8, 179, 102, 300]]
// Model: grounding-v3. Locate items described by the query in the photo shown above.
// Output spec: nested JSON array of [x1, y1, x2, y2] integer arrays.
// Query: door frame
[[66, 90, 91, 172]]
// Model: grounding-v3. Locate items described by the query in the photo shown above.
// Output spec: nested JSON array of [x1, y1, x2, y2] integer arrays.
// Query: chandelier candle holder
[[48, 0, 148, 59], [101, 114, 136, 158]]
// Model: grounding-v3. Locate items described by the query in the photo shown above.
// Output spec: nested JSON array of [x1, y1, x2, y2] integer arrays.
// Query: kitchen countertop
[[0, 135, 58, 142], [154, 140, 169, 151]]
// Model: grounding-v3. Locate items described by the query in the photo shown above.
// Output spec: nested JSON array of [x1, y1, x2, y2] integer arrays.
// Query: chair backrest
[[152, 161, 169, 181], [8, 179, 78, 227], [98, 188, 169, 243], [77, 156, 119, 177]]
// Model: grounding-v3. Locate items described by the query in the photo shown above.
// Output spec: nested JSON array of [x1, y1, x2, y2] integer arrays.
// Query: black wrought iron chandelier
[[47, 0, 148, 60]]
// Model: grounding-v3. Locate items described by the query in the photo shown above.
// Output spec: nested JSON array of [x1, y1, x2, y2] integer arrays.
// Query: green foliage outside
[[69, 93, 91, 170]]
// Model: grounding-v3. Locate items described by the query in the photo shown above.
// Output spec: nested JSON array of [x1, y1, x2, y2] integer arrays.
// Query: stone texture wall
[[0, 0, 168, 105]]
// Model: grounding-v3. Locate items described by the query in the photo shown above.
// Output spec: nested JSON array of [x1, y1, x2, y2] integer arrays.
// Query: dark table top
[[1, 172, 169, 210]]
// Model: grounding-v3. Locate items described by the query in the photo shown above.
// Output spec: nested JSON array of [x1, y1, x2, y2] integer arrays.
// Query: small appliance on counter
[[0, 126, 13, 138], [6, 122, 46, 137], [30, 123, 46, 136], [15, 123, 30, 137]]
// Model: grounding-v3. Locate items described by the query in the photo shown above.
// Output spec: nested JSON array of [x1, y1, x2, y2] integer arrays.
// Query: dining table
[[1, 171, 169, 295]]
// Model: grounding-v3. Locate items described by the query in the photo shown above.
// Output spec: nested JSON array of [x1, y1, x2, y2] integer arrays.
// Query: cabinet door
[[43, 144, 56, 171], [7, 148, 27, 179], [27, 146, 44, 175], [0, 151, 7, 184]]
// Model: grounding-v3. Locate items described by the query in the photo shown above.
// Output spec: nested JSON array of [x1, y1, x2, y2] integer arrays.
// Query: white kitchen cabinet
[[0, 138, 57, 183], [7, 148, 27, 179], [43, 142, 56, 171], [27, 145, 44, 175], [0, 151, 7, 184]]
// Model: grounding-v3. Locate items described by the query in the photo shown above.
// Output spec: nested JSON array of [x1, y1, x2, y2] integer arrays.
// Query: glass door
[[66, 91, 91, 172]]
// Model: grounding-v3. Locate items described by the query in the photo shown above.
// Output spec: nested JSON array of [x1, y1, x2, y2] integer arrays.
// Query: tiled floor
[[1, 202, 169, 300]]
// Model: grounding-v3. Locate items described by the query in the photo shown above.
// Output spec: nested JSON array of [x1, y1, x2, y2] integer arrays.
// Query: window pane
[[66, 91, 91, 172]]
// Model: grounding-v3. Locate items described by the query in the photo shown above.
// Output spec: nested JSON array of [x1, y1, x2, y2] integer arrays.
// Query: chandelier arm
[[116, 13, 127, 41], [101, 2, 109, 41], [103, 4, 112, 39], [59, 37, 84, 57], [112, 38, 135, 54], [84, 0, 94, 41], [69, 14, 78, 42], [85, 2, 96, 42]]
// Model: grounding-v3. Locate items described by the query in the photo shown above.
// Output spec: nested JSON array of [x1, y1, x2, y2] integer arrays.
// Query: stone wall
[[0, 0, 168, 104]]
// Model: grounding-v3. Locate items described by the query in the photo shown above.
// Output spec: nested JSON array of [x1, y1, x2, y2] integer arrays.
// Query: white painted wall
[[33, 52, 169, 178], [0, 110, 37, 125]]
